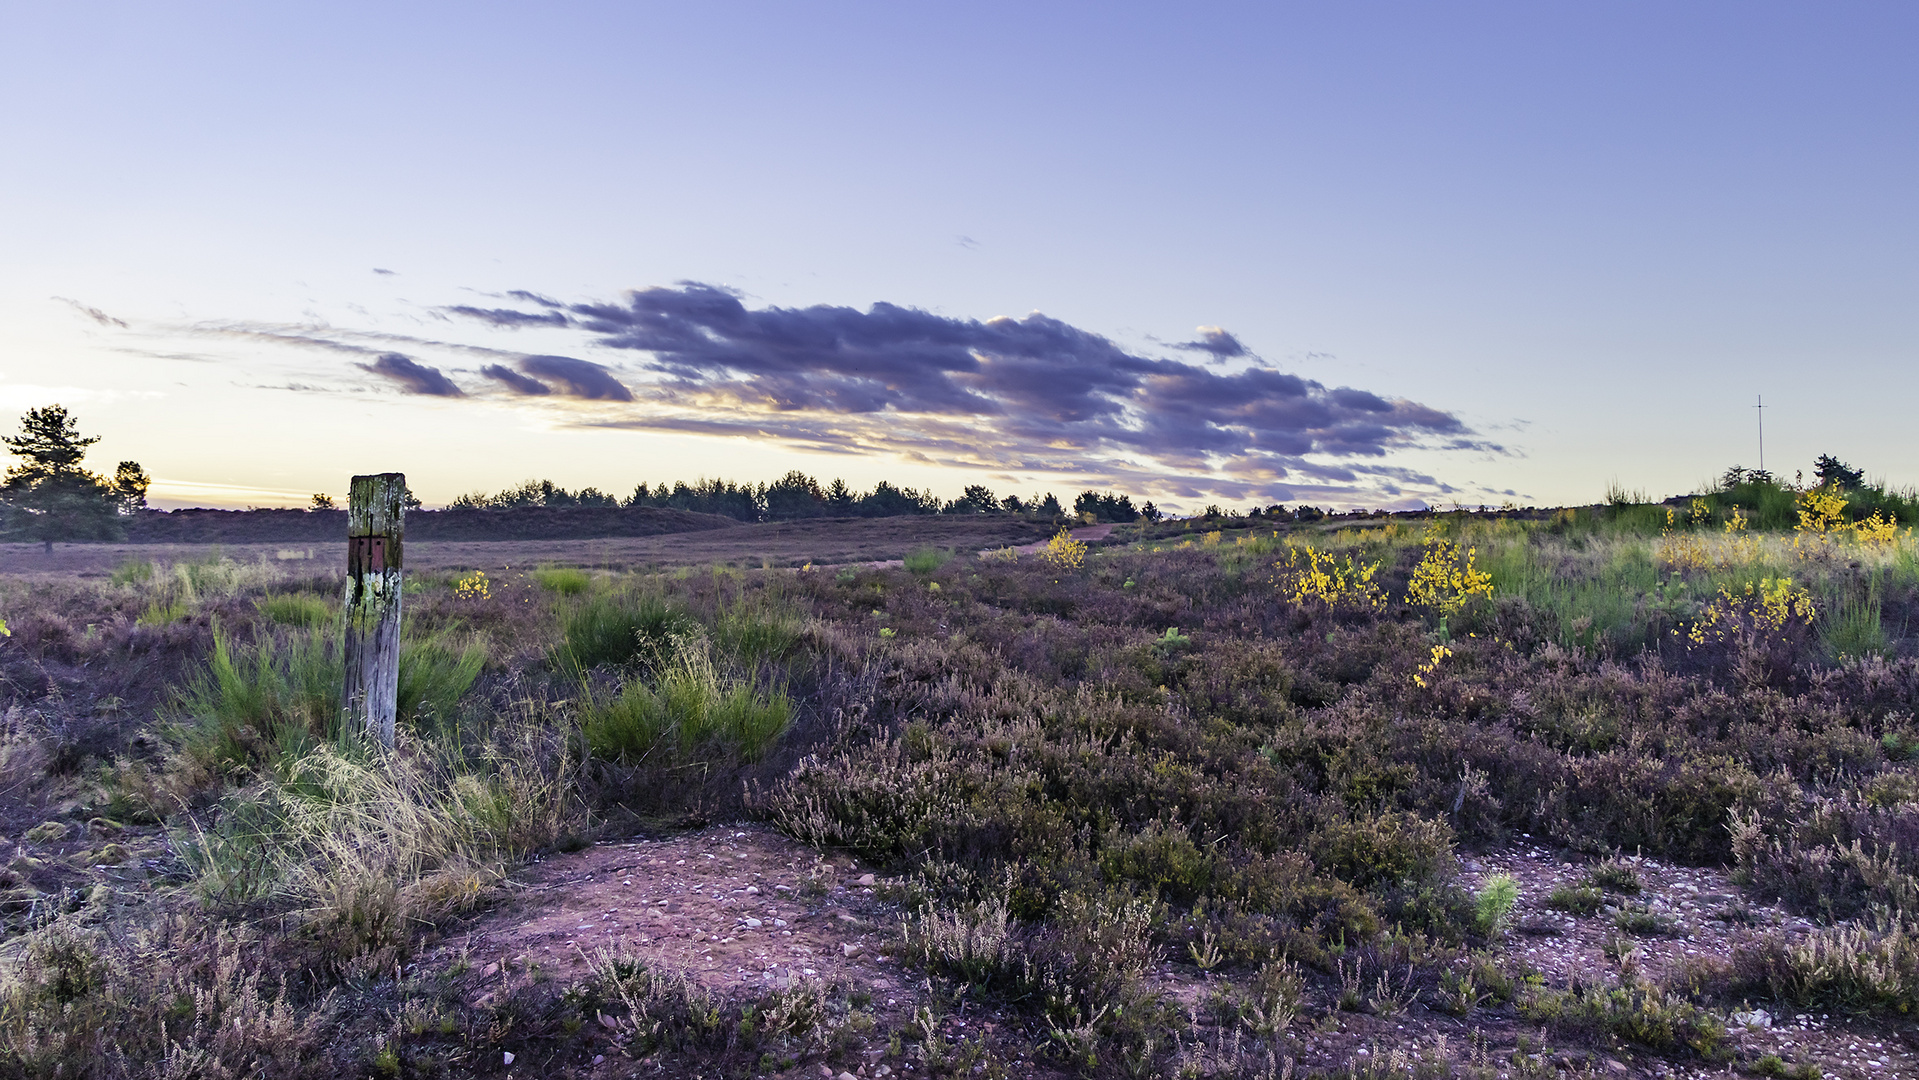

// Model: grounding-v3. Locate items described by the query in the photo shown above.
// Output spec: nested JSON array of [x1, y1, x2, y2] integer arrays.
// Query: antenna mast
[[1756, 394, 1765, 473]]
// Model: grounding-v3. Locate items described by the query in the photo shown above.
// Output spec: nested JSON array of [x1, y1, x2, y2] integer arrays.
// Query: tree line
[[2, 404, 1480, 551], [449, 471, 1171, 524]]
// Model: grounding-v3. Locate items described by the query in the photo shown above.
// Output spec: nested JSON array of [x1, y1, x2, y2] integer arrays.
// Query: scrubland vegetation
[[2, 467, 1918, 1077]]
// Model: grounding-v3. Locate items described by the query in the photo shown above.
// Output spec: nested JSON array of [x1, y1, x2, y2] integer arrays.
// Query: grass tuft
[[552, 592, 690, 674], [903, 546, 953, 574], [581, 636, 791, 765], [531, 565, 592, 595]]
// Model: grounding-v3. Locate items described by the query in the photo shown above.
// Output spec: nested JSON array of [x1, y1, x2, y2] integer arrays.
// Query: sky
[[1, 2, 1914, 512]]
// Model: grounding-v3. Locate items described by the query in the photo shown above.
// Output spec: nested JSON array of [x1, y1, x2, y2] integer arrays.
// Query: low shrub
[[1726, 924, 1919, 1015], [1587, 857, 1643, 894], [1520, 981, 1728, 1058], [898, 887, 1171, 1069], [0, 914, 340, 1079], [1546, 884, 1605, 915]]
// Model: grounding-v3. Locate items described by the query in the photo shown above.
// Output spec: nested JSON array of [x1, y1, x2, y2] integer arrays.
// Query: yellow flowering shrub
[[1202, 530, 1223, 547], [1658, 509, 1710, 572], [1796, 483, 1849, 536], [1687, 577, 1815, 647], [1790, 483, 1910, 552], [1042, 529, 1086, 571], [1278, 547, 1384, 609], [1405, 533, 1494, 614], [454, 570, 491, 600], [1853, 511, 1906, 550], [1714, 510, 1761, 567], [1412, 643, 1451, 688]]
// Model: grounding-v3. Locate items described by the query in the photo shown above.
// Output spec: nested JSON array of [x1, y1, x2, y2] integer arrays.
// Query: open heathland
[[3, 492, 1919, 1079], [0, 514, 1059, 579]]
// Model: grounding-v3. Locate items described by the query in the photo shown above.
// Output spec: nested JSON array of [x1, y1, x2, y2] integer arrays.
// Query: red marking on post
[[348, 535, 388, 574]]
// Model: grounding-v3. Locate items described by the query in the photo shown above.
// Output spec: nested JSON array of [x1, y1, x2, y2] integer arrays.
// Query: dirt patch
[[1464, 846, 1919, 1078], [435, 824, 902, 998], [423, 824, 1078, 1078], [423, 830, 1919, 1079]]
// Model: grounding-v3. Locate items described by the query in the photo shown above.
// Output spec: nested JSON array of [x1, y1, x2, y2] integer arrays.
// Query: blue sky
[[2, 3, 1913, 510]]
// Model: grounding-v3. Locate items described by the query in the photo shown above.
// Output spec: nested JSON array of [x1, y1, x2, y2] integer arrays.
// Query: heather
[[1, 492, 1917, 1076]]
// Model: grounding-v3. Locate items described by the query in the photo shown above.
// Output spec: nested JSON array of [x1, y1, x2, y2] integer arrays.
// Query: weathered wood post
[[343, 473, 406, 748]]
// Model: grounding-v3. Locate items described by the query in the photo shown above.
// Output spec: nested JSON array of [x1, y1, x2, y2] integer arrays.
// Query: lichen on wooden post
[[343, 472, 406, 748]]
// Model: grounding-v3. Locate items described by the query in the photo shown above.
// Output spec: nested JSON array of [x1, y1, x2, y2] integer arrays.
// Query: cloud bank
[[123, 282, 1499, 507], [440, 284, 1486, 491]]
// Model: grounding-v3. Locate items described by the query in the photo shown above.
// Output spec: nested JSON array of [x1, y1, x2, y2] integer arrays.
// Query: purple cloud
[[480, 363, 551, 395], [448, 283, 1470, 463], [520, 355, 632, 401], [358, 353, 463, 396]]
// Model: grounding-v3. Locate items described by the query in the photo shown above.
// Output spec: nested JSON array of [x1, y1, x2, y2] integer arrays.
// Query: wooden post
[[343, 473, 406, 747]]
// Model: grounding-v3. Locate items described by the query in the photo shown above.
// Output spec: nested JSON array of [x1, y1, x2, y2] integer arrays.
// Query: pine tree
[[1, 405, 135, 552]]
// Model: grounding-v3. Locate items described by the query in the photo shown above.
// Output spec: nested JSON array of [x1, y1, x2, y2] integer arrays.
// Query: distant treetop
[[1814, 454, 1865, 490]]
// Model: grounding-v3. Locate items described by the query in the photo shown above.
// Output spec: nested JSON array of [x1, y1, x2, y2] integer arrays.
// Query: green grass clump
[[712, 601, 804, 665], [581, 642, 790, 765], [1824, 582, 1889, 661], [903, 546, 952, 574], [176, 630, 484, 772], [1472, 873, 1519, 935], [176, 631, 343, 770], [553, 593, 690, 674], [398, 636, 487, 729], [1613, 905, 1682, 937], [531, 565, 591, 595], [255, 593, 334, 629], [137, 596, 193, 626]]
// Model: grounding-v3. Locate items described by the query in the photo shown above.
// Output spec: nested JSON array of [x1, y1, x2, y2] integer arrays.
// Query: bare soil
[[404, 825, 1919, 1080], [422, 823, 1076, 1079], [1463, 847, 1919, 1079]]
